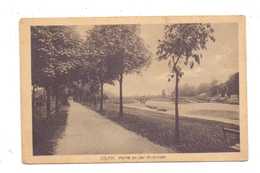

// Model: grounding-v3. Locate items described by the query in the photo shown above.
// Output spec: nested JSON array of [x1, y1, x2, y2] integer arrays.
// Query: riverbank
[[84, 102, 240, 153]]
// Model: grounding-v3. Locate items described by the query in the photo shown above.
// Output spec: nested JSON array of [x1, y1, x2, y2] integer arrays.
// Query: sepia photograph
[[20, 16, 247, 163]]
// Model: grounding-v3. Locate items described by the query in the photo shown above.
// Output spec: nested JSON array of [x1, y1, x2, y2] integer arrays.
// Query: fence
[[32, 88, 55, 117]]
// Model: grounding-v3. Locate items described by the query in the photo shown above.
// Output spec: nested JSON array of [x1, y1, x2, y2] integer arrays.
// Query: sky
[[77, 23, 239, 96]]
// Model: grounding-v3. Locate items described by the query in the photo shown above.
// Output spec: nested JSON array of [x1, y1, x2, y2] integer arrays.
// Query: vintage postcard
[[20, 16, 247, 163]]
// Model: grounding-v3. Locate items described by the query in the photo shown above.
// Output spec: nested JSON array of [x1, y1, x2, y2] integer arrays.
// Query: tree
[[31, 26, 85, 116], [109, 25, 152, 117], [156, 24, 215, 142], [210, 79, 219, 97], [179, 83, 196, 97], [218, 83, 227, 97], [85, 25, 152, 116], [225, 72, 239, 96], [84, 26, 118, 112], [196, 83, 211, 95]]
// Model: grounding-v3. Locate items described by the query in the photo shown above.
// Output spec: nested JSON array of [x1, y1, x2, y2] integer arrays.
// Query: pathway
[[54, 101, 174, 155]]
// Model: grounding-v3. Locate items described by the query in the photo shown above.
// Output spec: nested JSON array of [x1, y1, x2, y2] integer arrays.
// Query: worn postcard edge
[[20, 16, 247, 164]]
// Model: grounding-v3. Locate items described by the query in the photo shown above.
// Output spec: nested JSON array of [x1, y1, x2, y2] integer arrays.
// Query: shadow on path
[[54, 101, 174, 155]]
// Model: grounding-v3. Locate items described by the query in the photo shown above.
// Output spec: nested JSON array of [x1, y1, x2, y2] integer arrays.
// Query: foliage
[[218, 83, 227, 97], [196, 83, 211, 95], [225, 72, 239, 96], [208, 72, 239, 97], [31, 26, 86, 115], [31, 26, 85, 88], [85, 25, 152, 77], [84, 26, 118, 85], [179, 83, 196, 96], [156, 24, 216, 79], [156, 23, 215, 142], [85, 24, 152, 115], [194, 72, 239, 98], [210, 79, 219, 97]]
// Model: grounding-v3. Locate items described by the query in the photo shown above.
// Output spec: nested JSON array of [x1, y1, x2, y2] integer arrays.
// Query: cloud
[[182, 66, 205, 77]]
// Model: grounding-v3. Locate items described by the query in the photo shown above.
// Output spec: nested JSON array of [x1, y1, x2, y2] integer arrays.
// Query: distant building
[[198, 92, 211, 101]]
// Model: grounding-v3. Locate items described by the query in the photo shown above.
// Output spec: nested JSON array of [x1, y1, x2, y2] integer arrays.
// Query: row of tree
[[31, 26, 85, 116], [32, 23, 218, 144], [209, 72, 239, 97], [31, 25, 152, 117], [177, 72, 239, 97]]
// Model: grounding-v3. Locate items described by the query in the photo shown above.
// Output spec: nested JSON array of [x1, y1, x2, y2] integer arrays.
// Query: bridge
[[107, 96, 204, 104], [133, 96, 152, 103], [108, 96, 157, 104], [108, 96, 173, 104]]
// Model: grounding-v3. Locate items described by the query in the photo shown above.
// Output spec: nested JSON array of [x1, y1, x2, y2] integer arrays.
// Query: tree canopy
[[31, 26, 85, 88], [85, 25, 152, 76], [31, 26, 86, 115], [179, 83, 196, 97], [84, 24, 152, 115], [226, 72, 239, 96], [32, 24, 152, 116], [156, 24, 216, 80]]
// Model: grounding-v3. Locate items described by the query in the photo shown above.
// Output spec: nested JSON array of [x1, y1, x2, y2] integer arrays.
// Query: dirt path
[[54, 101, 174, 155]]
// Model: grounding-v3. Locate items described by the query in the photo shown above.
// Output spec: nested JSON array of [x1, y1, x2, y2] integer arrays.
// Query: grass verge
[[187, 109, 239, 120], [32, 106, 69, 155], [86, 102, 240, 153]]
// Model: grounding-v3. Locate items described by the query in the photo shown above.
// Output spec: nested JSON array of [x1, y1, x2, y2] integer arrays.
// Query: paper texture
[[20, 16, 247, 163]]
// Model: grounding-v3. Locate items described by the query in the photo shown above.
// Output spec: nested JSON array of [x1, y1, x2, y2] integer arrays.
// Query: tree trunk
[[77, 90, 81, 103], [73, 88, 77, 102], [100, 81, 104, 112], [55, 90, 59, 114], [32, 85, 36, 116], [174, 73, 181, 143], [93, 93, 97, 108], [46, 85, 51, 117], [119, 73, 123, 117]]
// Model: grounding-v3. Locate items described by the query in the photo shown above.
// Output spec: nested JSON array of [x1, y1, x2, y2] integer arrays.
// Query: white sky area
[[76, 23, 238, 96]]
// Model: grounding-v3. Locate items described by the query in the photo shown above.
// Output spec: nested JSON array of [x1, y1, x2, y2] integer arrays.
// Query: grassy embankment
[[85, 102, 239, 153], [187, 109, 239, 120], [33, 105, 69, 155]]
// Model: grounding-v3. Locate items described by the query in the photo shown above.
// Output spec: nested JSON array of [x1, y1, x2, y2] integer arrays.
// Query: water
[[124, 100, 239, 115]]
